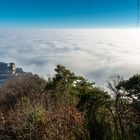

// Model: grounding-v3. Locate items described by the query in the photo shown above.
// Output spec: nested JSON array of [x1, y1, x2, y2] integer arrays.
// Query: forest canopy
[[0, 65, 140, 140]]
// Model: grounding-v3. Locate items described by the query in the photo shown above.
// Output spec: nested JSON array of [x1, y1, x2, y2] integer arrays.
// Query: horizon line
[[0, 27, 140, 30]]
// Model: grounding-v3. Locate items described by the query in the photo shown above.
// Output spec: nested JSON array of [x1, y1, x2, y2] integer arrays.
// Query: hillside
[[0, 64, 140, 140]]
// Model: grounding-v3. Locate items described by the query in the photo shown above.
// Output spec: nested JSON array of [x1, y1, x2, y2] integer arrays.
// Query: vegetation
[[0, 65, 140, 140]]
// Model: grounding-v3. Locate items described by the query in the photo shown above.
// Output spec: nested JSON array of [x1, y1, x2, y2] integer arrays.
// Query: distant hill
[[0, 62, 24, 85]]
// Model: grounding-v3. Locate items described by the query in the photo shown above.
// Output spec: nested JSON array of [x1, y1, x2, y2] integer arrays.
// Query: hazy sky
[[0, 1, 140, 87], [0, 0, 138, 28]]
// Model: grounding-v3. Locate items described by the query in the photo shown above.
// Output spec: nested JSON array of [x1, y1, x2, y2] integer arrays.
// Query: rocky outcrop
[[0, 62, 24, 85]]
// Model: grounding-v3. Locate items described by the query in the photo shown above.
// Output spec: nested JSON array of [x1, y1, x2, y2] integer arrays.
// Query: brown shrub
[[0, 96, 87, 140], [0, 73, 47, 110], [42, 105, 86, 140]]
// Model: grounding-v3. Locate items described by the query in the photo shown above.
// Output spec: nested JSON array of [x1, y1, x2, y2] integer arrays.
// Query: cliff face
[[0, 62, 24, 85]]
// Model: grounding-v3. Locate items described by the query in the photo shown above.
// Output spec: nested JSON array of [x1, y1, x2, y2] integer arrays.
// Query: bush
[[44, 104, 86, 140], [0, 97, 46, 140], [0, 73, 47, 111]]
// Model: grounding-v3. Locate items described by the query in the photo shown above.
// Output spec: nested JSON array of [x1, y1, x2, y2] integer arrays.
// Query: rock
[[0, 62, 24, 85]]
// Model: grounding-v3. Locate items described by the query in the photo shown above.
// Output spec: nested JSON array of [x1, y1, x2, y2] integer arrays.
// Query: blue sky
[[0, 0, 138, 28]]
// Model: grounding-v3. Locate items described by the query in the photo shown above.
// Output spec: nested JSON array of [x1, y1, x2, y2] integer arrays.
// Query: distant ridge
[[0, 62, 24, 85]]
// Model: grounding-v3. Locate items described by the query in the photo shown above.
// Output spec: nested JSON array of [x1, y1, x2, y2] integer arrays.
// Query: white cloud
[[0, 28, 140, 87]]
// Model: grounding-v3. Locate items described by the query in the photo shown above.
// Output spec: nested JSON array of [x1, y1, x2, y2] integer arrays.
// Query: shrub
[[0, 73, 47, 110], [2, 97, 46, 140], [44, 105, 86, 140]]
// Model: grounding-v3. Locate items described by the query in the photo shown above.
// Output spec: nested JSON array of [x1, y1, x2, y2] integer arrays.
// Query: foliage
[[0, 73, 46, 110], [0, 65, 140, 140], [116, 74, 140, 139]]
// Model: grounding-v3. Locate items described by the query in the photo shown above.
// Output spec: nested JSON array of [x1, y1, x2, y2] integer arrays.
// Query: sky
[[0, 1, 140, 87], [0, 0, 138, 28]]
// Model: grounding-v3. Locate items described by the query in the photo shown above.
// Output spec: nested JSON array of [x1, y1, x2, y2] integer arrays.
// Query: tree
[[108, 75, 140, 140], [45, 64, 92, 105], [117, 74, 140, 117], [46, 65, 114, 140]]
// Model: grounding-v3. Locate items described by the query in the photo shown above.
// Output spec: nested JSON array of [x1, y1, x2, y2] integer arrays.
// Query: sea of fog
[[0, 28, 140, 87]]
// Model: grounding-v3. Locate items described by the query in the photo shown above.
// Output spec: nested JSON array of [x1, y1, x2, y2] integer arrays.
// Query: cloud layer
[[0, 28, 140, 87]]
